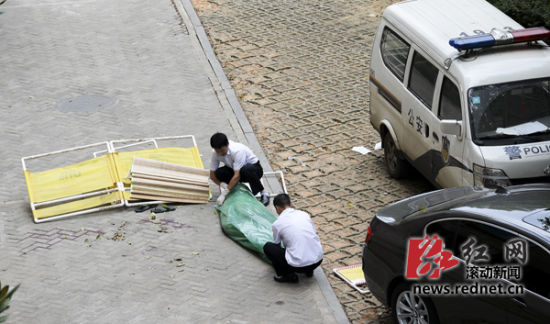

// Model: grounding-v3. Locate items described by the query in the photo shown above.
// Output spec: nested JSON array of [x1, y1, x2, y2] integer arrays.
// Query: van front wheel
[[383, 134, 408, 179]]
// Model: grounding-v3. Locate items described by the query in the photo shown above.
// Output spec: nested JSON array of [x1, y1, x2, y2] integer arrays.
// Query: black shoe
[[274, 273, 298, 283], [151, 204, 176, 213], [305, 271, 314, 278], [135, 204, 157, 213], [261, 192, 270, 206]]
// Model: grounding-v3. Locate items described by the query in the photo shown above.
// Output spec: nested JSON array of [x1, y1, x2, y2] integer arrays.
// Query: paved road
[[189, 0, 433, 322], [0, 0, 344, 322]]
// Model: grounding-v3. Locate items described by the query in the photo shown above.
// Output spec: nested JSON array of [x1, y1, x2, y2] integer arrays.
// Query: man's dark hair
[[273, 193, 291, 208], [210, 132, 229, 149]]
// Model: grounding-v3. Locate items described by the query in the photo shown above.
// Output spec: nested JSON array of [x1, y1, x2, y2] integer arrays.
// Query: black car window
[[425, 219, 461, 254], [408, 51, 439, 109], [381, 27, 410, 82], [522, 244, 550, 299], [434, 220, 550, 299], [455, 221, 514, 264]]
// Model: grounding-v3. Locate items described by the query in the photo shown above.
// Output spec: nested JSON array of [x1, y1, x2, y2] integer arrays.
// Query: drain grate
[[55, 94, 117, 113]]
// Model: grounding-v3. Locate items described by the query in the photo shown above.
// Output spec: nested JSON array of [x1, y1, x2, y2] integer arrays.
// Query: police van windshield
[[469, 78, 550, 146]]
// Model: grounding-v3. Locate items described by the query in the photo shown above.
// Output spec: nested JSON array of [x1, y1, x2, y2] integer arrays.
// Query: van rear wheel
[[383, 134, 408, 179]]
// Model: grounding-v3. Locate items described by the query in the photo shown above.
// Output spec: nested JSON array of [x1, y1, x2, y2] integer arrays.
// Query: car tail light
[[365, 226, 373, 244]]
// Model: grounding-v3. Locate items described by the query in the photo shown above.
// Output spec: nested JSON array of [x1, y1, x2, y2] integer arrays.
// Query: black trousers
[[263, 242, 322, 276], [214, 162, 264, 195]]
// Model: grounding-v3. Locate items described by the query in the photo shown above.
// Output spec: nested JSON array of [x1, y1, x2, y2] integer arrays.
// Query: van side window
[[381, 28, 410, 82], [439, 77, 462, 120], [408, 52, 439, 109]]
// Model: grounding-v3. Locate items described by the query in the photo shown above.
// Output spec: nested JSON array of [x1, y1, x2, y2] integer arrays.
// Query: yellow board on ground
[[333, 264, 370, 294]]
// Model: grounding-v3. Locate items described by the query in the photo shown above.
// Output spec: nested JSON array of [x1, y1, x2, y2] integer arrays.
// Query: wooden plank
[[131, 185, 208, 198], [129, 157, 210, 204], [131, 177, 209, 191], [130, 172, 207, 185], [130, 193, 206, 204]]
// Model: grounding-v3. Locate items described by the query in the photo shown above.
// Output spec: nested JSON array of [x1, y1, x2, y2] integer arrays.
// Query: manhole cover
[[55, 94, 117, 112]]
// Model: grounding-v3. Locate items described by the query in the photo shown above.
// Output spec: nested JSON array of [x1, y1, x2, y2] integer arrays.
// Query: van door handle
[[432, 132, 439, 142], [512, 297, 527, 308]]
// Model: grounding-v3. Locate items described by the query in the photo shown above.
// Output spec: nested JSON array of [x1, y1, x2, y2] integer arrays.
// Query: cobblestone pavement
[[190, 0, 433, 322]]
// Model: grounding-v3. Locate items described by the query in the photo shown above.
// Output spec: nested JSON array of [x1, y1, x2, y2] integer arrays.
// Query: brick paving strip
[[190, 0, 433, 322]]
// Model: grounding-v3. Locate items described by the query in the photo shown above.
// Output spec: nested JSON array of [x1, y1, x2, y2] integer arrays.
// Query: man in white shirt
[[209, 132, 270, 205], [263, 194, 323, 283]]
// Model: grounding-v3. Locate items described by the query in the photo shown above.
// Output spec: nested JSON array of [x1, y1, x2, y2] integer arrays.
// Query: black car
[[362, 184, 550, 324]]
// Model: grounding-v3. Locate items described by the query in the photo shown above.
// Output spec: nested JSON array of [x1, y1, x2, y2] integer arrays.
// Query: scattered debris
[[352, 146, 372, 155], [111, 221, 127, 241], [374, 142, 382, 150], [139, 217, 192, 231], [288, 156, 306, 167]]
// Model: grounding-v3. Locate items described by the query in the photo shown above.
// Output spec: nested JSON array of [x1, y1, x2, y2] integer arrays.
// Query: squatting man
[[209, 132, 270, 206], [263, 194, 323, 283]]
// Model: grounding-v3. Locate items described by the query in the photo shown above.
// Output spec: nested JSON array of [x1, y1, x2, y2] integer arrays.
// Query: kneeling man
[[263, 194, 323, 283]]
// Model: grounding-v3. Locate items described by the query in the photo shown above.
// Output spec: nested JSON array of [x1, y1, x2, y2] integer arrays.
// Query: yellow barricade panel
[[33, 191, 122, 220], [25, 155, 118, 203]]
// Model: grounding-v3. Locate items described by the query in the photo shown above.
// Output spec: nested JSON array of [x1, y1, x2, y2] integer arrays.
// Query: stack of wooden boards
[[129, 157, 210, 203]]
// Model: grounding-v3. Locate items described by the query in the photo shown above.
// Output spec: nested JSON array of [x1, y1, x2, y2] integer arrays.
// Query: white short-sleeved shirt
[[210, 140, 259, 171], [272, 208, 323, 267]]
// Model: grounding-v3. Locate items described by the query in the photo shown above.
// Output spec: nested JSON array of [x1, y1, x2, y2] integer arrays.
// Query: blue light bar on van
[[449, 27, 550, 51]]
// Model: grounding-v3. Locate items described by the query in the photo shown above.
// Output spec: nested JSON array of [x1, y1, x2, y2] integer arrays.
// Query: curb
[[178, 1, 350, 323], [179, 0, 281, 195]]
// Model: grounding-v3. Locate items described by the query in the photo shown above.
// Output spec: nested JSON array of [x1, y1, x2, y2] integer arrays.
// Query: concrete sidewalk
[[0, 0, 346, 322]]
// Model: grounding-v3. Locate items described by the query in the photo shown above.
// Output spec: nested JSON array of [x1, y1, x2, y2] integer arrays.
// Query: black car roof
[[378, 184, 550, 242], [449, 186, 550, 240]]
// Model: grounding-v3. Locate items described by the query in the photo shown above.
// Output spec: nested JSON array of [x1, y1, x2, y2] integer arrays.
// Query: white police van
[[369, 0, 550, 188]]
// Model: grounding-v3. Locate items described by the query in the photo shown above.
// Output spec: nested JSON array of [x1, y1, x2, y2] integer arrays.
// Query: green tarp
[[216, 184, 276, 262]]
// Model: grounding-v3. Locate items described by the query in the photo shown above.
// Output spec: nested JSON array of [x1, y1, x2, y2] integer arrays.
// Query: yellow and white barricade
[[22, 136, 205, 223], [22, 142, 125, 223]]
